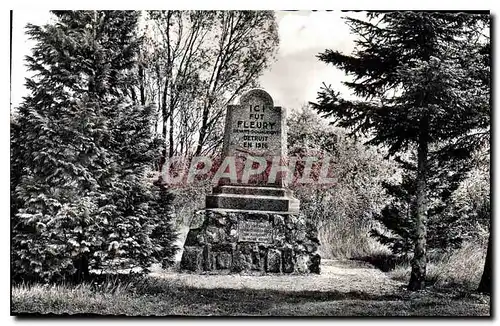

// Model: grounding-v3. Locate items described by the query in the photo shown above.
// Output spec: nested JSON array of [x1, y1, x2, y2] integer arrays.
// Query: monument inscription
[[223, 89, 285, 159], [238, 220, 273, 243]]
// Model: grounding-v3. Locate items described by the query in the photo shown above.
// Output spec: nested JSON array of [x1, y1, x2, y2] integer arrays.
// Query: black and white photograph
[[9, 8, 491, 317]]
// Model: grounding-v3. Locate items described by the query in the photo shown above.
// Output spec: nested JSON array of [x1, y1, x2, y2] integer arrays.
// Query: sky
[[10, 10, 361, 111], [259, 10, 361, 109]]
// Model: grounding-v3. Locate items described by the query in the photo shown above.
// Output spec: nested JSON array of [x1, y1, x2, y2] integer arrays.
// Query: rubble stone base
[[180, 209, 321, 274]]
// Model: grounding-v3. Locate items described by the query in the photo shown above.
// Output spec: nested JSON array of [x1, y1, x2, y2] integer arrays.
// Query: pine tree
[[312, 12, 489, 290], [371, 152, 474, 258], [12, 10, 177, 282]]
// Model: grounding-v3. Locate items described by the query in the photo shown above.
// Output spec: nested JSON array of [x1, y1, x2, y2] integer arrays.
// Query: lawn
[[12, 260, 490, 317]]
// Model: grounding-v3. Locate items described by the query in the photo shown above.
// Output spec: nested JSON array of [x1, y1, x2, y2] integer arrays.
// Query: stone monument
[[206, 88, 299, 212], [180, 89, 320, 274]]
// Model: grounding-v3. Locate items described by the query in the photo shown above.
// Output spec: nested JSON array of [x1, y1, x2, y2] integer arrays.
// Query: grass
[[12, 282, 136, 315], [12, 182, 488, 317], [12, 260, 490, 317], [318, 222, 392, 260], [388, 241, 487, 291], [314, 205, 488, 294]]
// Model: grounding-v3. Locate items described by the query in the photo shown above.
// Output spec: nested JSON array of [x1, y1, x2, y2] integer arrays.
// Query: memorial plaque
[[238, 220, 273, 243]]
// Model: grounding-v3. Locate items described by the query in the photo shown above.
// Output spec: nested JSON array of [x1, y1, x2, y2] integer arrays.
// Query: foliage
[[287, 106, 395, 259], [135, 10, 279, 165], [371, 153, 490, 258], [312, 12, 490, 290], [12, 10, 177, 282]]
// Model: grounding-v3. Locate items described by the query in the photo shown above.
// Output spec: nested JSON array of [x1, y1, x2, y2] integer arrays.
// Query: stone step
[[212, 185, 292, 197], [206, 193, 300, 214], [205, 208, 296, 215]]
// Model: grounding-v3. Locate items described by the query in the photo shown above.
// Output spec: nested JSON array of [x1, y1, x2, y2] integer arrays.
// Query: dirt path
[[147, 260, 490, 316], [152, 260, 401, 296]]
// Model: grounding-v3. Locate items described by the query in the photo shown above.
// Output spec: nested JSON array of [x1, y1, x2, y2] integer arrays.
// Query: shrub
[[11, 11, 178, 282], [288, 106, 395, 259]]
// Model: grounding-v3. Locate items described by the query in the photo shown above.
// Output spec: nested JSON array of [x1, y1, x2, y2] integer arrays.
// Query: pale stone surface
[[190, 210, 206, 229], [206, 191, 299, 213], [216, 252, 232, 269], [223, 89, 284, 159], [219, 88, 288, 187], [238, 219, 273, 243], [266, 249, 282, 273], [282, 247, 294, 273], [296, 254, 310, 273], [180, 246, 203, 272]]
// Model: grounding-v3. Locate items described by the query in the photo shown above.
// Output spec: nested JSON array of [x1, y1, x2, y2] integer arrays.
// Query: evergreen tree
[[12, 10, 177, 282], [371, 151, 476, 258], [312, 12, 489, 290]]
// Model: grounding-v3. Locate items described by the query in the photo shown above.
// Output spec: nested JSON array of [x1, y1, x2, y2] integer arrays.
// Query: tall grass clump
[[296, 186, 392, 260], [389, 240, 487, 290], [12, 280, 135, 314]]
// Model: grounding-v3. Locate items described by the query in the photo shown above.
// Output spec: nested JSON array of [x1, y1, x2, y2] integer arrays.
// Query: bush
[[11, 12, 178, 282], [12, 103, 179, 282], [288, 106, 395, 259]]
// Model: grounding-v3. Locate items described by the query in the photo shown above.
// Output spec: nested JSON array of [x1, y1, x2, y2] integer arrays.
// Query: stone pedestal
[[206, 185, 300, 213], [180, 209, 321, 274]]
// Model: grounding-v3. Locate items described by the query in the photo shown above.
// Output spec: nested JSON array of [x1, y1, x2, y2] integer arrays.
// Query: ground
[[12, 260, 490, 317]]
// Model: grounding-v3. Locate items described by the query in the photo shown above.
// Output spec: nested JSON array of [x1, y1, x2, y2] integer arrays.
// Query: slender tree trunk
[[139, 61, 146, 106], [195, 103, 210, 156], [157, 11, 172, 176], [195, 129, 206, 156], [408, 116, 429, 291], [159, 107, 168, 175], [477, 229, 491, 294], [129, 86, 137, 104], [179, 127, 185, 157], [169, 106, 175, 158]]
